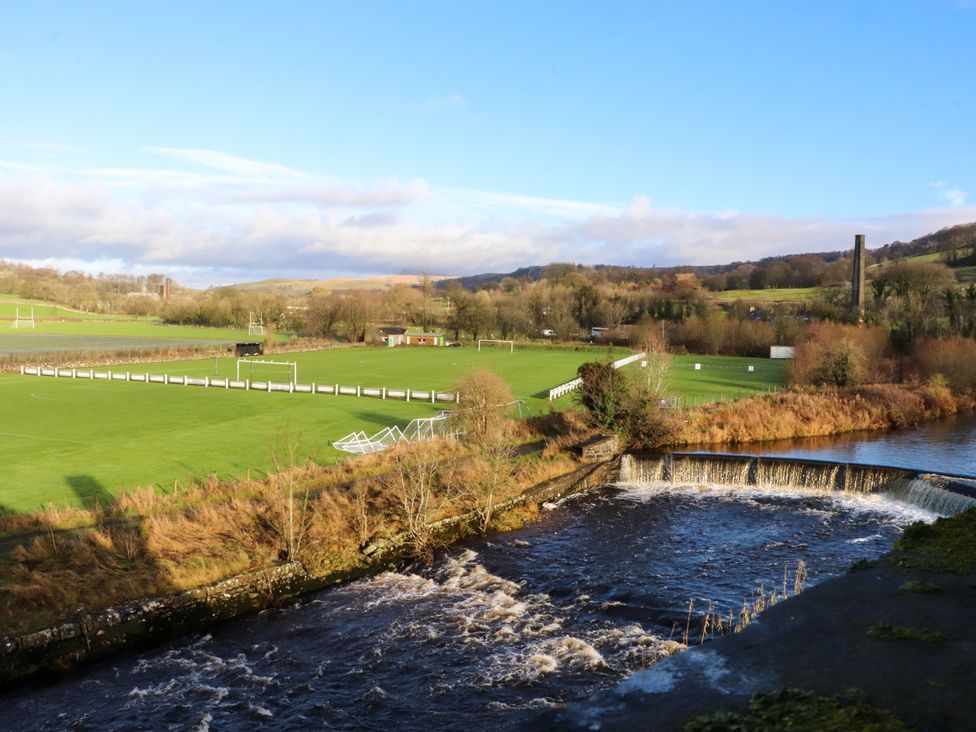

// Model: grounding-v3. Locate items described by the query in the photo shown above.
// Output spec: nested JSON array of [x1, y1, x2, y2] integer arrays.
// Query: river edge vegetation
[[2, 357, 973, 642], [3, 224, 976, 659]]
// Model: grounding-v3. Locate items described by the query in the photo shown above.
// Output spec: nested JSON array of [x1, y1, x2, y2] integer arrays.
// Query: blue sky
[[1, 1, 974, 286]]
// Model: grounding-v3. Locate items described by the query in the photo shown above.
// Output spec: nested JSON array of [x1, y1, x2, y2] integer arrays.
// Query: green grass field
[[0, 346, 787, 512], [712, 287, 819, 302], [127, 345, 627, 410], [667, 354, 786, 405]]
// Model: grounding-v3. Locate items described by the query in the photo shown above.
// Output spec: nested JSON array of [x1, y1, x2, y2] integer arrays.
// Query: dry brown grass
[[0, 428, 578, 636], [677, 383, 971, 446]]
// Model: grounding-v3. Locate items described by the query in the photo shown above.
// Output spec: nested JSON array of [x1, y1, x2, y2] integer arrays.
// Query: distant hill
[[438, 222, 976, 291], [874, 221, 976, 263], [231, 274, 454, 297]]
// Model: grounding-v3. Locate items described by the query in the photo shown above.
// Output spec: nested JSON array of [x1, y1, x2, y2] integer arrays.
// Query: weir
[[619, 452, 976, 516]]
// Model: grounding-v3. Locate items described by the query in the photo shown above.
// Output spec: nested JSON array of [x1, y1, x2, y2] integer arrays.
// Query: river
[[3, 416, 974, 731]]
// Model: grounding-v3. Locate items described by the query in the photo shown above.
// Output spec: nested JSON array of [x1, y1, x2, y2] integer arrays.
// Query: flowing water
[[711, 413, 976, 477], [4, 481, 942, 730], [4, 416, 975, 730]]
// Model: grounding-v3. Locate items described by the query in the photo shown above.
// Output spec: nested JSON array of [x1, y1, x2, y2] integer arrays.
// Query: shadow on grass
[[0, 475, 175, 636], [65, 474, 116, 511]]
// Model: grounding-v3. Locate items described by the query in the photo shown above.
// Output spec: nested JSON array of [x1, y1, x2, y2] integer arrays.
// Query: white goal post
[[477, 339, 514, 352], [236, 359, 297, 383], [12, 307, 35, 329], [248, 312, 265, 336]]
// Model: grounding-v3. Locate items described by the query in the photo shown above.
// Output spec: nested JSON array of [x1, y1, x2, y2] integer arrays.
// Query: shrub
[[913, 337, 976, 393]]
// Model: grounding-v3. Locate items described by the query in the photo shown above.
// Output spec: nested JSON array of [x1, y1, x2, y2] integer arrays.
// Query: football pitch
[[0, 346, 786, 512], [0, 345, 624, 512]]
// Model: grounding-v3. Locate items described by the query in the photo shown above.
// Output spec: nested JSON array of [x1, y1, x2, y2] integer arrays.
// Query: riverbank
[[674, 382, 974, 446], [542, 507, 976, 731], [0, 457, 617, 684]]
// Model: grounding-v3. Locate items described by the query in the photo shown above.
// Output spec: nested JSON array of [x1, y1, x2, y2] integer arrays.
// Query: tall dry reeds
[[677, 383, 968, 446]]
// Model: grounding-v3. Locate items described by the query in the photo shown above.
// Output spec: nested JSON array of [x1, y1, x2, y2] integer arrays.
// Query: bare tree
[[268, 429, 313, 562], [449, 369, 514, 445], [385, 442, 454, 561]]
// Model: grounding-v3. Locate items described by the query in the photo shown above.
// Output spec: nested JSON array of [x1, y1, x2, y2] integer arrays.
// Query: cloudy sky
[[1, 1, 975, 287]]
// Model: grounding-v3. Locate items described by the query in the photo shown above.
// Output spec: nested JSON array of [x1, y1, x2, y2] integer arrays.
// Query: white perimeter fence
[[547, 351, 646, 402], [20, 365, 460, 404]]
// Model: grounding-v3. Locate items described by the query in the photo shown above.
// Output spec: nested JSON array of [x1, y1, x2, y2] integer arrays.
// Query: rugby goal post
[[236, 359, 297, 384], [12, 307, 35, 329], [477, 339, 514, 352], [248, 312, 266, 336]]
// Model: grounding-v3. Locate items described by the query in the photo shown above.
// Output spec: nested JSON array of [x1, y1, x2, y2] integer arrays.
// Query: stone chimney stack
[[851, 234, 865, 322]]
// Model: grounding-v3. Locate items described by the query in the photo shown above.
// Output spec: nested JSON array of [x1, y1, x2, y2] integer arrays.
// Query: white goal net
[[248, 312, 266, 336], [236, 359, 297, 384], [477, 339, 514, 352], [12, 307, 35, 329]]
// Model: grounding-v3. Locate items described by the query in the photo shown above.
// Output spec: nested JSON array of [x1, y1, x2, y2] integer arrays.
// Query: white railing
[[546, 351, 646, 401], [19, 365, 460, 404]]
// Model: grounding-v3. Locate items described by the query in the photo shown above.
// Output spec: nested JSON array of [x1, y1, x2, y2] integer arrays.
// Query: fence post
[[334, 383, 338, 396], [164, 373, 169, 385], [456, 391, 460, 404], [19, 366, 23, 375], [382, 387, 386, 400], [357, 385, 361, 397], [205, 377, 209, 388], [406, 388, 411, 402], [126, 372, 131, 382], [246, 379, 250, 391], [312, 382, 316, 395], [267, 381, 272, 392]]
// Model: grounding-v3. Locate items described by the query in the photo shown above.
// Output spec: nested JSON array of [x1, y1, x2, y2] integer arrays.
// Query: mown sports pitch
[[0, 346, 786, 512], [0, 345, 624, 512]]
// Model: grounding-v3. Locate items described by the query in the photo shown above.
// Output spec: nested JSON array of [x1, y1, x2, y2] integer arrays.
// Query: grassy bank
[[675, 382, 973, 446], [0, 424, 580, 637]]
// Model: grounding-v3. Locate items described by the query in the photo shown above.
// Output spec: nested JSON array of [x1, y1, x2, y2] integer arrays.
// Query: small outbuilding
[[404, 329, 445, 347]]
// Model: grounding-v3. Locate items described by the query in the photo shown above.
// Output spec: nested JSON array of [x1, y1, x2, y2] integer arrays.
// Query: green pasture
[[2, 318, 252, 341], [665, 354, 787, 405], [108, 344, 627, 413], [0, 345, 622, 511], [0, 346, 787, 512], [0, 374, 441, 513], [712, 288, 819, 303]]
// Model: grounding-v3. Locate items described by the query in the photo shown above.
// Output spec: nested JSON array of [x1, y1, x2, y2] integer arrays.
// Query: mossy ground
[[685, 689, 908, 732]]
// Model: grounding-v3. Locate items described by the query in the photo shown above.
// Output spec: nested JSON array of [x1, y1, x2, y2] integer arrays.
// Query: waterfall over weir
[[620, 452, 976, 517]]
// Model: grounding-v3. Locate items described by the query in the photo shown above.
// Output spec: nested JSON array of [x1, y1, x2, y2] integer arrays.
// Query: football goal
[[12, 307, 35, 329], [248, 312, 266, 337], [477, 339, 514, 352], [236, 359, 297, 384]]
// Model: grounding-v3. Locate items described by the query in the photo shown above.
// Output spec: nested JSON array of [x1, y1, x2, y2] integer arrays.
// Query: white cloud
[[1, 151, 975, 288], [146, 147, 310, 180], [931, 180, 968, 207]]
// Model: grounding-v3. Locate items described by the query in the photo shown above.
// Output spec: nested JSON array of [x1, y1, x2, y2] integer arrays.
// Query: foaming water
[[5, 484, 933, 731]]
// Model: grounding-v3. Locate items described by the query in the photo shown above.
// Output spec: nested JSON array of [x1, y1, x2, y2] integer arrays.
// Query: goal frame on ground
[[236, 358, 297, 384], [477, 339, 514, 352]]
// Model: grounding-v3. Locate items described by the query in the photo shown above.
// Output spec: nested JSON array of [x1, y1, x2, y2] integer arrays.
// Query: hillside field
[[1, 346, 787, 512], [712, 287, 819, 302]]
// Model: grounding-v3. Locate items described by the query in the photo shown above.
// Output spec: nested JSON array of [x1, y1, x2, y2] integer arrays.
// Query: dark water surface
[[3, 482, 935, 731], [710, 412, 976, 477]]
